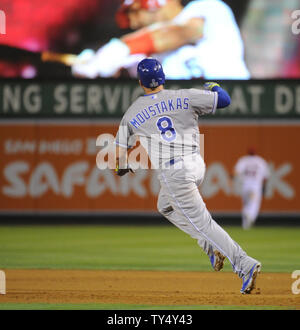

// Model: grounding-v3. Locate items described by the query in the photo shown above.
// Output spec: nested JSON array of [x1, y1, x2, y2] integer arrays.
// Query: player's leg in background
[[158, 157, 259, 278], [242, 213, 251, 230], [242, 190, 253, 229], [242, 189, 262, 229]]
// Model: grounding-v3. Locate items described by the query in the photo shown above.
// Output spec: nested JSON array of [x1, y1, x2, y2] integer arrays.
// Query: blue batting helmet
[[137, 58, 165, 88]]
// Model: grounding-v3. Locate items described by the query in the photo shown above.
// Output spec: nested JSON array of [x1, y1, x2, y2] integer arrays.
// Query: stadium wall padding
[[0, 79, 299, 221]]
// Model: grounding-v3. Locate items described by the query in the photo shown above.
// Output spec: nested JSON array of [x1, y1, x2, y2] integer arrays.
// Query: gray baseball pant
[[157, 155, 258, 277]]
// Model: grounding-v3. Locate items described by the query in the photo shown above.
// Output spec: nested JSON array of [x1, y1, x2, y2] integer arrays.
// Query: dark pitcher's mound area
[[1, 269, 299, 308]]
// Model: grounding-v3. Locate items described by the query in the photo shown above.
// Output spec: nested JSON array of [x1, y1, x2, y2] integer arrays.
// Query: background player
[[233, 148, 270, 229], [72, 0, 250, 80], [114, 58, 261, 294]]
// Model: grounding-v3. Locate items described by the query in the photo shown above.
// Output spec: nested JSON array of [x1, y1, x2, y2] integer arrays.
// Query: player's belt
[[164, 152, 200, 168], [165, 157, 183, 167]]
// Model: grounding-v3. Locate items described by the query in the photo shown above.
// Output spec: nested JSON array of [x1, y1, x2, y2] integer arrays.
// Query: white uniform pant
[[241, 186, 262, 229], [157, 154, 258, 277]]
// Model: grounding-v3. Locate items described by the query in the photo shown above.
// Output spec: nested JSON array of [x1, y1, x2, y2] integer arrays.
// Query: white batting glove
[[71, 49, 96, 78], [72, 38, 130, 78], [77, 49, 95, 62]]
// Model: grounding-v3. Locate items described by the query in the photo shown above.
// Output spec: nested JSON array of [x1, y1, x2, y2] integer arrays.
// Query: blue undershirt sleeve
[[212, 86, 231, 109]]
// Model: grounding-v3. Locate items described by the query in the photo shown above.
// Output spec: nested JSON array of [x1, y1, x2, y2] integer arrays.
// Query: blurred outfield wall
[[0, 79, 299, 219]]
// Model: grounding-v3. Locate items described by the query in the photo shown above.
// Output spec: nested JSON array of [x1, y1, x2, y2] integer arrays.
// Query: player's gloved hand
[[203, 82, 220, 91], [71, 49, 96, 78], [76, 49, 95, 63], [115, 164, 134, 177], [72, 38, 130, 78]]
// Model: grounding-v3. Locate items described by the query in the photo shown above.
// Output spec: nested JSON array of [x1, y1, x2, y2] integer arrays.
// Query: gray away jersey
[[115, 88, 218, 168]]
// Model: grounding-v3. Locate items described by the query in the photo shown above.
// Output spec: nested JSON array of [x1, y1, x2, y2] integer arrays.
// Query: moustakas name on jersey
[[115, 87, 217, 168]]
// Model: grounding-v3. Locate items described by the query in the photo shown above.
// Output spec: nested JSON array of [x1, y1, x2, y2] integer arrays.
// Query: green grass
[[0, 225, 299, 273], [0, 224, 299, 310]]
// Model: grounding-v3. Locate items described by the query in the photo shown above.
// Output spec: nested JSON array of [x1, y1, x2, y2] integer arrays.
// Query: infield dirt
[[1, 269, 299, 308]]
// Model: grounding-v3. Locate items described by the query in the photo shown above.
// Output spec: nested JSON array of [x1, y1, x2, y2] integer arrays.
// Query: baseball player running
[[234, 148, 270, 229], [114, 58, 261, 294]]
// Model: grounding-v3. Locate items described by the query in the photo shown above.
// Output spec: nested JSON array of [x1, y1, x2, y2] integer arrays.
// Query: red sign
[[0, 122, 299, 214]]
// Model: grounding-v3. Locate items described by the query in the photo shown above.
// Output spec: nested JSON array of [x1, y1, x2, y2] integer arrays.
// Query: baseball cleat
[[209, 250, 226, 271], [240, 262, 261, 294]]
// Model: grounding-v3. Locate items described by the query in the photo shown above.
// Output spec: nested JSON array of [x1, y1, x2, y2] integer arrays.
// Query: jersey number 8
[[156, 116, 176, 142]]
